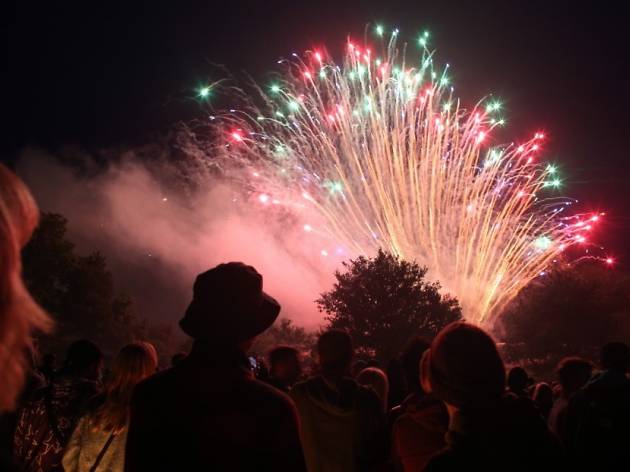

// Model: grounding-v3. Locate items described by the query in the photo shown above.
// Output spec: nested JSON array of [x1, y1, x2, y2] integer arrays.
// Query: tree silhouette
[[22, 212, 178, 362], [317, 249, 462, 363], [498, 261, 630, 365]]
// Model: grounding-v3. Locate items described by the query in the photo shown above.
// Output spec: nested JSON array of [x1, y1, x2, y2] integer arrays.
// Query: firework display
[[206, 26, 607, 325]]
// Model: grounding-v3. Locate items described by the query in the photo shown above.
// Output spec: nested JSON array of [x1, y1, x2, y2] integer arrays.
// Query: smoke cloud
[[16, 140, 337, 331]]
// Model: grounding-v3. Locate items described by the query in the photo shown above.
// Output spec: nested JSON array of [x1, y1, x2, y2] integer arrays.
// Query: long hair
[[0, 164, 52, 413], [91, 342, 157, 432], [356, 367, 389, 413]]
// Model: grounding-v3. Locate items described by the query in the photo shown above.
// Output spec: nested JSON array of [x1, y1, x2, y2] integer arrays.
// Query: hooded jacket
[[290, 375, 386, 472], [391, 393, 448, 471]]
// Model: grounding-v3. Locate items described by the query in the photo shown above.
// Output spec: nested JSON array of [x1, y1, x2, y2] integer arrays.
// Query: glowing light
[[314, 51, 323, 62], [288, 101, 300, 111], [303, 224, 313, 232], [321, 249, 329, 257], [231, 131, 243, 142], [198, 86, 211, 99], [534, 236, 552, 250], [270, 84, 281, 93], [258, 194, 270, 204], [375, 25, 384, 36], [605, 257, 614, 265], [486, 101, 501, 113]]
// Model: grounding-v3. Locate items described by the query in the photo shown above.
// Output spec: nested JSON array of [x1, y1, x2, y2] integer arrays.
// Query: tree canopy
[[317, 249, 462, 363], [22, 212, 179, 362], [498, 261, 630, 369]]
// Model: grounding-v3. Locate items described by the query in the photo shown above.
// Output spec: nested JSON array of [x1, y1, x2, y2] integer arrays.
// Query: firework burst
[[210, 27, 604, 325]]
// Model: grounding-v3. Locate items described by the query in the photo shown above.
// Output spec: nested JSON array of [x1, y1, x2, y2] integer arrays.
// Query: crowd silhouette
[[1, 162, 630, 471]]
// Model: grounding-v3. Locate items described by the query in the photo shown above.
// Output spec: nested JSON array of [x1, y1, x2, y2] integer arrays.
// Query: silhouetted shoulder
[[355, 382, 383, 409]]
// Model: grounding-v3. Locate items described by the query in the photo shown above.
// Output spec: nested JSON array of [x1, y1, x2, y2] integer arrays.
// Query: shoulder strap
[[43, 386, 65, 443], [89, 432, 116, 472]]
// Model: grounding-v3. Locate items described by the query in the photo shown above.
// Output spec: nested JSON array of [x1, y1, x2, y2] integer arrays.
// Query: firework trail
[[207, 26, 605, 325]]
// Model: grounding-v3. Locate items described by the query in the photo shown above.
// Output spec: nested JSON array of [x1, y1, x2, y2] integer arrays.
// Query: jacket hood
[[401, 393, 448, 433], [300, 375, 366, 417]]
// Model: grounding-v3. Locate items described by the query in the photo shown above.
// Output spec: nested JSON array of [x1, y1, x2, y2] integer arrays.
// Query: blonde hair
[[0, 164, 52, 413], [356, 367, 389, 413], [91, 342, 158, 432]]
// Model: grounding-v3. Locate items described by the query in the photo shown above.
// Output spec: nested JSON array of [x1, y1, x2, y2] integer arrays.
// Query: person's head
[[92, 342, 158, 432], [179, 262, 280, 350], [268, 346, 301, 384], [507, 367, 529, 394], [399, 336, 431, 394], [317, 329, 353, 377], [357, 367, 389, 412], [63, 339, 103, 381], [556, 357, 593, 396], [0, 164, 52, 412], [171, 352, 187, 367], [421, 322, 505, 410], [601, 342, 630, 372], [532, 382, 553, 408]]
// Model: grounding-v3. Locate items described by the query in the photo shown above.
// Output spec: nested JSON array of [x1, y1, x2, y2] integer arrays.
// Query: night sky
[[6, 0, 630, 262]]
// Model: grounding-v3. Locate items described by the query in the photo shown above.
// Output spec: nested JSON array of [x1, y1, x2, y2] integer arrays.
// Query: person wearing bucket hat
[[125, 262, 306, 471], [179, 262, 281, 343], [422, 322, 560, 471]]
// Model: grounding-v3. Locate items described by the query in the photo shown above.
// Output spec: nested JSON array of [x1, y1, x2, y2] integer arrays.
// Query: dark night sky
[[5, 0, 630, 262]]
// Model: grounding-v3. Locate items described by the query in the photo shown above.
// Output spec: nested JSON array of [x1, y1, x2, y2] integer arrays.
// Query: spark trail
[[209, 27, 604, 325]]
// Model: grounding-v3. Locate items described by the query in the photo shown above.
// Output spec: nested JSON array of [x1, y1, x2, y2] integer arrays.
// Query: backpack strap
[[89, 432, 116, 472]]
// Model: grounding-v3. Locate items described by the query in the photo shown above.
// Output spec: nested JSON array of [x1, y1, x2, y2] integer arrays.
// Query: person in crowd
[[565, 342, 630, 469], [0, 164, 52, 414], [62, 342, 157, 472], [390, 337, 448, 472], [532, 382, 553, 420], [14, 339, 103, 472], [356, 367, 389, 413], [350, 359, 368, 378], [290, 329, 386, 472], [386, 358, 407, 409], [39, 353, 57, 384], [170, 352, 187, 367], [506, 366, 530, 398], [267, 346, 302, 393], [548, 357, 593, 443], [422, 322, 559, 471], [125, 262, 305, 471]]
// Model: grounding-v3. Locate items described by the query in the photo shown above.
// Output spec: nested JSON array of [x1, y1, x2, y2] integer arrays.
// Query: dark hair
[[424, 322, 505, 408], [351, 359, 368, 378], [507, 366, 529, 392], [556, 357, 593, 393], [64, 340, 102, 373], [317, 330, 353, 375], [268, 346, 299, 368], [601, 342, 630, 371], [171, 352, 187, 367], [399, 336, 431, 393]]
